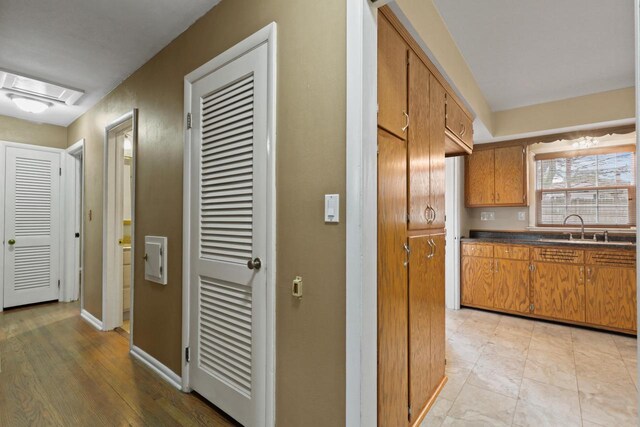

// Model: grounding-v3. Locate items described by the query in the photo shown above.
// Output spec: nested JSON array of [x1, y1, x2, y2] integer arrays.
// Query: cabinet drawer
[[532, 247, 584, 264], [586, 250, 636, 268], [462, 243, 493, 258], [494, 244, 529, 261], [445, 95, 472, 149]]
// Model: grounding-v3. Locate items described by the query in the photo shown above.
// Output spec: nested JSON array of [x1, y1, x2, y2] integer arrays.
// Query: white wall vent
[[0, 69, 84, 105]]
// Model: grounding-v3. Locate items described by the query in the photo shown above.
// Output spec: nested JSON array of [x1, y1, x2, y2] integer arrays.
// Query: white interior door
[[3, 146, 61, 308], [189, 43, 269, 426]]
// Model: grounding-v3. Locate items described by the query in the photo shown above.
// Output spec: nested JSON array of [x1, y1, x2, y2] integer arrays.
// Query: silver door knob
[[247, 257, 262, 270]]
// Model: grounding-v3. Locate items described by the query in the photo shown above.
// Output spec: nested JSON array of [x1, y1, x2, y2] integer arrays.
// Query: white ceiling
[[433, 0, 635, 112], [0, 0, 220, 126]]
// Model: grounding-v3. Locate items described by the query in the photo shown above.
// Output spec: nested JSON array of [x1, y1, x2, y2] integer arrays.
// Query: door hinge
[[185, 347, 191, 363], [58, 280, 60, 289], [59, 167, 62, 176], [408, 405, 412, 418], [407, 213, 410, 223], [186, 112, 192, 129]]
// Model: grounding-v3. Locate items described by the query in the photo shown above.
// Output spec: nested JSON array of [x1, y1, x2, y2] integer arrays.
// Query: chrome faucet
[[563, 214, 585, 240]]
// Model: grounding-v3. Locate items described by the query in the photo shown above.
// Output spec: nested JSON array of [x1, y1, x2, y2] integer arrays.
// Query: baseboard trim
[[411, 375, 448, 427], [80, 309, 103, 331], [130, 345, 182, 390]]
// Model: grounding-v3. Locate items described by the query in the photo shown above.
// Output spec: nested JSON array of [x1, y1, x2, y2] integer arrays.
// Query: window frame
[[534, 144, 636, 228]]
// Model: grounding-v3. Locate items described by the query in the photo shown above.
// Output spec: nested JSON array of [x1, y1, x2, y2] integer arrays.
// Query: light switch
[[325, 194, 339, 223], [145, 236, 167, 285], [292, 276, 303, 299]]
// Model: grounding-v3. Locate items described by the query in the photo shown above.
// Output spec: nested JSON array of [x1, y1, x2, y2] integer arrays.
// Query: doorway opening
[[65, 139, 84, 305], [103, 110, 137, 338]]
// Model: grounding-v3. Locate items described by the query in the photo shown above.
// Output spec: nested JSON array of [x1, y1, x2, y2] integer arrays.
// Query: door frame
[[102, 110, 137, 335], [444, 157, 462, 310], [0, 140, 65, 312], [63, 139, 84, 303], [181, 22, 277, 426]]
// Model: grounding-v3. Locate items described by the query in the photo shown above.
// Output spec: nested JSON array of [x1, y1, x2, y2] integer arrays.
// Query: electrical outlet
[[518, 211, 527, 221], [480, 211, 495, 221]]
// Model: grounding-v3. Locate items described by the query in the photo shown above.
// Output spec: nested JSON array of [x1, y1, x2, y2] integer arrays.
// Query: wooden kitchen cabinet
[[531, 261, 585, 323], [494, 258, 530, 314], [461, 255, 494, 308], [377, 128, 408, 427], [465, 149, 495, 206], [445, 94, 473, 152], [586, 250, 637, 331], [408, 233, 445, 424], [407, 52, 446, 230], [378, 13, 408, 140], [465, 144, 528, 207]]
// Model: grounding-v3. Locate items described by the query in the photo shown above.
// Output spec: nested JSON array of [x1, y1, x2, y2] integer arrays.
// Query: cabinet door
[[429, 75, 446, 229], [377, 128, 408, 427], [461, 256, 494, 308], [494, 259, 530, 314], [429, 235, 446, 394], [378, 14, 408, 139], [586, 266, 637, 331], [494, 146, 526, 205], [407, 52, 430, 230], [408, 236, 431, 422], [465, 150, 495, 206], [532, 262, 585, 322]]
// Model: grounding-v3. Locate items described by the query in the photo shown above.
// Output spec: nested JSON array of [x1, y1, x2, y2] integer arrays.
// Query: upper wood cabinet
[[407, 52, 445, 230], [445, 94, 473, 155], [465, 144, 528, 207], [378, 14, 408, 140]]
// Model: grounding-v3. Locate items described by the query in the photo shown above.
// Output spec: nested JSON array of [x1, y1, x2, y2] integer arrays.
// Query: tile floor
[[422, 308, 638, 427]]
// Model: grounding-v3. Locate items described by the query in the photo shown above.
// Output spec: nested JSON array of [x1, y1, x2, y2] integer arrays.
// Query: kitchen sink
[[537, 238, 635, 246]]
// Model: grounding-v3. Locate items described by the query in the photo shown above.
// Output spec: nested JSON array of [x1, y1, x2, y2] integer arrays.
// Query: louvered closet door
[[189, 43, 268, 427], [4, 147, 61, 308]]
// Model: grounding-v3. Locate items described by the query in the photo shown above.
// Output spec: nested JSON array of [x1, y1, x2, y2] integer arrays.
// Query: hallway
[[0, 302, 236, 427]]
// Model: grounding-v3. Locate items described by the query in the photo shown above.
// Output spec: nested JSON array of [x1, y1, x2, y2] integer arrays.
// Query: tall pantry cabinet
[[377, 7, 473, 426]]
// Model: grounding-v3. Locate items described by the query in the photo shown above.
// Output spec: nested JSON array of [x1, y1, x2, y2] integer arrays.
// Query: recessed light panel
[[0, 69, 83, 105]]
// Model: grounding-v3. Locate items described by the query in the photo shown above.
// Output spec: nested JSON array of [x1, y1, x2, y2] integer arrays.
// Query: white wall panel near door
[[3, 146, 61, 308]]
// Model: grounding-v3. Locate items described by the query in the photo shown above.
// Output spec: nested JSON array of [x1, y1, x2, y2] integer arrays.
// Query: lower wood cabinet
[[461, 242, 637, 334]]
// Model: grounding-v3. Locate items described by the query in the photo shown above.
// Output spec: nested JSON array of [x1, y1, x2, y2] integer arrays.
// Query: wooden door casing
[[465, 150, 495, 206], [378, 14, 408, 140], [586, 266, 637, 331], [377, 128, 408, 427], [493, 259, 529, 314], [428, 75, 446, 230], [408, 235, 431, 422], [461, 256, 494, 308], [407, 52, 430, 230], [532, 262, 585, 323], [494, 146, 526, 205]]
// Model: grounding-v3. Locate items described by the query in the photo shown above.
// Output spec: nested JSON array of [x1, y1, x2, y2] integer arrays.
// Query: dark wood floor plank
[[0, 302, 235, 427]]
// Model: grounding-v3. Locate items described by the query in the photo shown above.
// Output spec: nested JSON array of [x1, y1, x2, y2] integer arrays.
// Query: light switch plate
[[518, 211, 527, 221], [325, 194, 339, 223], [145, 236, 167, 285]]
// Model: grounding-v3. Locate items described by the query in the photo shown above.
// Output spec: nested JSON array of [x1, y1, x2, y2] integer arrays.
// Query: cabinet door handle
[[403, 243, 410, 267], [424, 206, 431, 223], [460, 123, 466, 137], [426, 239, 435, 259], [495, 260, 499, 273], [402, 111, 409, 132], [430, 206, 436, 223], [586, 267, 592, 282]]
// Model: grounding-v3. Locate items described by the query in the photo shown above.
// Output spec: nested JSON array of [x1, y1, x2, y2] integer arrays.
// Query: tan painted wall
[[494, 87, 636, 137], [66, 0, 346, 425], [0, 114, 67, 148], [394, 0, 494, 132]]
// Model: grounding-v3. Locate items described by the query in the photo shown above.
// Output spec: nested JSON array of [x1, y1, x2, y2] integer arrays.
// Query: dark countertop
[[462, 230, 636, 251]]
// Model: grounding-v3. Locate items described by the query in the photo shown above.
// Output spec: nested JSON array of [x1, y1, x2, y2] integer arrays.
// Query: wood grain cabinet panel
[[494, 244, 529, 261], [377, 128, 408, 427], [445, 95, 473, 149], [465, 150, 495, 206], [428, 235, 446, 395], [461, 256, 494, 308], [494, 259, 530, 314], [378, 14, 408, 140], [532, 262, 585, 323], [461, 243, 493, 258], [428, 75, 446, 230], [494, 146, 527, 205], [585, 250, 637, 332]]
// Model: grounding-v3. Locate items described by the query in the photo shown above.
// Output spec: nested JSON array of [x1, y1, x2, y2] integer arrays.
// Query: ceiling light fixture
[[9, 94, 51, 114]]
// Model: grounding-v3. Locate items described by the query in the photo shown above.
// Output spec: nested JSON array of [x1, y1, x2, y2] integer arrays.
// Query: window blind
[[535, 146, 636, 227]]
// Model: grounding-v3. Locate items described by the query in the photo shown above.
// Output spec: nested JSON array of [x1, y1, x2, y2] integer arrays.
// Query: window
[[535, 145, 636, 227]]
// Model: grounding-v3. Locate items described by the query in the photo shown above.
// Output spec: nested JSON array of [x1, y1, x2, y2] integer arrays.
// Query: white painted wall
[[445, 157, 463, 310]]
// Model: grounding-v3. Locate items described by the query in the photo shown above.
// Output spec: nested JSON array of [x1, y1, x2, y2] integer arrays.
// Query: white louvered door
[[3, 147, 61, 308], [189, 42, 268, 426]]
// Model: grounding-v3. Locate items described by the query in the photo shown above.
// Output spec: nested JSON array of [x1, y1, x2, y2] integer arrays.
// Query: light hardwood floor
[[424, 308, 638, 426], [0, 301, 237, 427]]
